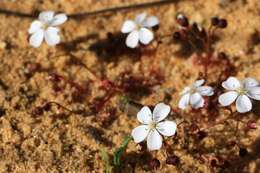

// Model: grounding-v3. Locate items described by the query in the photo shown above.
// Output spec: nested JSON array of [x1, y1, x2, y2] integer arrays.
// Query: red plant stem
[[72, 60, 125, 93], [200, 110, 243, 131], [51, 53, 102, 84], [93, 77, 129, 112], [81, 63, 100, 82], [203, 26, 212, 79], [49, 73, 85, 92], [177, 120, 188, 127], [186, 29, 201, 50], [160, 33, 173, 39], [234, 120, 240, 136], [47, 101, 74, 113], [94, 90, 118, 112]]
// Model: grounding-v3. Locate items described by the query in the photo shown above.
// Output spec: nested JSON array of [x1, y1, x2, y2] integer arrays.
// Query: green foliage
[[100, 149, 112, 173], [113, 136, 133, 166]]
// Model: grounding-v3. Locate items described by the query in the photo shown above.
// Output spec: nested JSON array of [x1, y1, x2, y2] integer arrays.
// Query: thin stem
[[206, 25, 213, 53], [203, 25, 216, 78], [177, 120, 188, 127], [51, 53, 102, 82], [69, 0, 177, 19], [160, 33, 173, 39], [47, 101, 74, 113], [0, 0, 177, 19]]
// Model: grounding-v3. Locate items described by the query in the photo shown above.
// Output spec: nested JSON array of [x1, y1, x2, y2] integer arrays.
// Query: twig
[[47, 101, 74, 113], [0, 8, 35, 18], [0, 0, 178, 19], [69, 0, 177, 19]]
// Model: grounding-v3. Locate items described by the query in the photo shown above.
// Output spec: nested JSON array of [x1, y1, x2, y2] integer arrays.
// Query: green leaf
[[100, 149, 112, 173], [113, 136, 133, 166]]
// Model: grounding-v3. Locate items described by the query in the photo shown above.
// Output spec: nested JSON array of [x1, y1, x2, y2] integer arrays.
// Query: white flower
[[178, 79, 214, 109], [28, 11, 67, 48], [218, 77, 260, 113], [131, 103, 176, 151], [121, 12, 159, 48]]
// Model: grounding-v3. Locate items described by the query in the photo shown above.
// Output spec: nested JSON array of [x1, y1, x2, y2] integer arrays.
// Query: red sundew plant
[[173, 14, 232, 79], [89, 69, 164, 116], [26, 12, 259, 172], [46, 58, 163, 124], [46, 27, 163, 117], [47, 73, 89, 102], [105, 15, 260, 172]]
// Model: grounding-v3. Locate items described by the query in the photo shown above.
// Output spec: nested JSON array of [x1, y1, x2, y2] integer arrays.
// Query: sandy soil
[[0, 0, 259, 172]]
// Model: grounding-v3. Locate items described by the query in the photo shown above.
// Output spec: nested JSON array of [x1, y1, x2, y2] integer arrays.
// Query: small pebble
[[0, 41, 6, 50]]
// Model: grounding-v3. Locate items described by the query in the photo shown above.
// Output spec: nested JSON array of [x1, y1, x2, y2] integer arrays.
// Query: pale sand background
[[0, 0, 259, 172]]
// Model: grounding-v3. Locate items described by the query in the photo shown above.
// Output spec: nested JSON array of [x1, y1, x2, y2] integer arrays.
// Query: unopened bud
[[176, 14, 189, 27], [218, 19, 228, 28], [211, 17, 219, 26]]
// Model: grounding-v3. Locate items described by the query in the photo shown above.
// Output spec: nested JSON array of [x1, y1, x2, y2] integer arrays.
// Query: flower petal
[[139, 28, 154, 45], [147, 129, 162, 150], [243, 77, 259, 89], [156, 121, 177, 136], [137, 106, 152, 124], [143, 16, 159, 27], [180, 86, 191, 95], [193, 79, 205, 87], [247, 87, 260, 100], [121, 20, 136, 33], [197, 86, 214, 96], [131, 125, 149, 143], [135, 12, 147, 25], [190, 92, 204, 109], [152, 103, 171, 122], [222, 77, 241, 90], [39, 11, 54, 23], [126, 30, 139, 48], [44, 27, 60, 46], [236, 95, 252, 113], [218, 91, 238, 106], [50, 13, 68, 26], [29, 29, 44, 47], [28, 20, 42, 34], [178, 93, 190, 109]]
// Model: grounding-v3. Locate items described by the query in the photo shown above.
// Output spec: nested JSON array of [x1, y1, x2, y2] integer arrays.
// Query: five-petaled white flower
[[218, 77, 260, 113], [121, 12, 159, 48], [178, 79, 214, 109], [28, 11, 67, 48], [131, 103, 176, 151]]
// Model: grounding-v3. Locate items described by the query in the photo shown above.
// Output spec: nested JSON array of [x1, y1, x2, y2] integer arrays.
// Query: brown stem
[[203, 26, 214, 79], [0, 0, 177, 19], [47, 101, 74, 113], [70, 0, 177, 19], [177, 120, 188, 127]]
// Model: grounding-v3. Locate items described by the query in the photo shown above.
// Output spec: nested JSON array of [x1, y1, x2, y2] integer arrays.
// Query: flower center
[[190, 87, 197, 94], [148, 121, 157, 130], [237, 87, 247, 95], [41, 23, 49, 30], [136, 24, 142, 31]]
